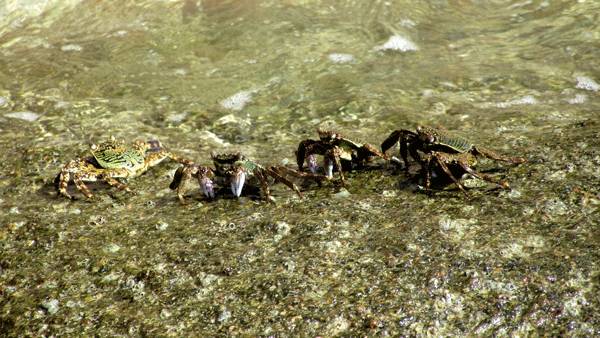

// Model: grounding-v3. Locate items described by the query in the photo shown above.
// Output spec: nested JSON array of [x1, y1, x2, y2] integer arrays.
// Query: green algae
[[1, 0, 600, 336]]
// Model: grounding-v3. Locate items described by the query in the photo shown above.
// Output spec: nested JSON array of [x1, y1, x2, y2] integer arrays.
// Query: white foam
[[568, 94, 587, 104], [5, 111, 40, 121], [220, 90, 253, 111], [575, 76, 599, 91], [496, 95, 538, 108], [374, 35, 418, 52], [328, 53, 355, 64], [61, 44, 82, 52]]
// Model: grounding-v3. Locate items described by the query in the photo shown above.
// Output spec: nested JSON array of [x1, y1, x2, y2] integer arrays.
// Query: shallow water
[[1, 0, 600, 336]]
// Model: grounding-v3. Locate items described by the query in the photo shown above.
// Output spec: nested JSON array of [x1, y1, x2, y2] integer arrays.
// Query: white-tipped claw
[[308, 154, 319, 174], [324, 157, 334, 178], [231, 171, 246, 197], [200, 177, 215, 199]]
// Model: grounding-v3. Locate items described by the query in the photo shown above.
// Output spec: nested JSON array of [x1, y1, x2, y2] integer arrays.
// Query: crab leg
[[472, 146, 527, 164], [381, 129, 419, 170], [266, 166, 303, 198], [165, 152, 196, 166], [73, 173, 94, 199], [380, 130, 404, 154], [359, 143, 388, 163], [327, 147, 345, 184], [457, 161, 510, 189], [251, 169, 272, 202], [104, 177, 132, 192], [56, 170, 73, 199], [429, 153, 469, 197], [273, 165, 327, 186], [171, 166, 189, 204]]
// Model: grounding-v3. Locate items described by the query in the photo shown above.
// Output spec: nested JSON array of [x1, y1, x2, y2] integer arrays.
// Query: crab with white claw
[[55, 136, 192, 199], [381, 125, 526, 196], [169, 163, 215, 204], [171, 152, 323, 203], [296, 129, 388, 184]]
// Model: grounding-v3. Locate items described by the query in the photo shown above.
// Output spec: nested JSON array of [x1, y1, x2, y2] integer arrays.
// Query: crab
[[55, 137, 191, 199], [381, 126, 526, 196], [381, 125, 527, 170], [420, 151, 511, 196], [296, 129, 387, 183], [170, 152, 324, 203]]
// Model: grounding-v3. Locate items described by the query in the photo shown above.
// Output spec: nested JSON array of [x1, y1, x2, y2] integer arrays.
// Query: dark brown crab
[[381, 126, 526, 196], [420, 151, 510, 196], [296, 129, 387, 184], [170, 152, 324, 203]]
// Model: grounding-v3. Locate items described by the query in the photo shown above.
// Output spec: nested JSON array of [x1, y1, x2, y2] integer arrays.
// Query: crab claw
[[324, 157, 334, 178], [200, 177, 215, 199], [307, 154, 319, 174], [230, 170, 246, 197]]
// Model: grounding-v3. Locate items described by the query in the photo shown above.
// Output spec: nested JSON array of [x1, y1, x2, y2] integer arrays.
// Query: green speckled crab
[[381, 126, 527, 170], [381, 126, 526, 196], [55, 137, 191, 199]]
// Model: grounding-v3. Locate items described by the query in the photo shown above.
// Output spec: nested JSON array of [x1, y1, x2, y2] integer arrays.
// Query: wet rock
[[326, 316, 350, 335], [104, 243, 121, 253], [218, 307, 231, 323], [382, 190, 397, 198], [41, 299, 59, 314], [155, 221, 169, 231], [542, 198, 569, 216], [334, 188, 351, 199]]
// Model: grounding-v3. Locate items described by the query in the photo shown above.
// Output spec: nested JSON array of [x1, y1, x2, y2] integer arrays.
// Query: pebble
[[543, 199, 569, 216], [334, 188, 351, 199], [104, 243, 121, 253], [41, 299, 59, 314], [382, 190, 397, 198], [156, 221, 169, 231], [218, 307, 231, 322]]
